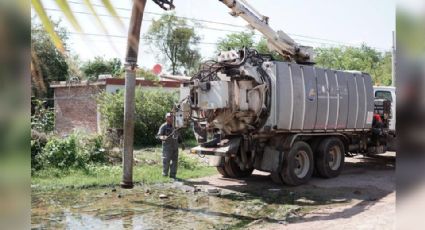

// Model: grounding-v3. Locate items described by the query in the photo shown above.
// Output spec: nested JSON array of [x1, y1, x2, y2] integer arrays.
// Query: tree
[[256, 37, 285, 61], [31, 21, 69, 101], [135, 68, 158, 81], [145, 13, 201, 75], [217, 32, 255, 52], [80, 57, 122, 79], [217, 32, 285, 61], [314, 45, 392, 86]]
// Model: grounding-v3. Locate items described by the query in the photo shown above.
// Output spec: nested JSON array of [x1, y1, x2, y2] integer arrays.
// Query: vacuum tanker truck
[[168, 0, 396, 185]]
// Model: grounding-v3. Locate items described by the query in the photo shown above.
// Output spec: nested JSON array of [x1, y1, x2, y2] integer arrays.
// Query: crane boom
[[219, 0, 314, 63]]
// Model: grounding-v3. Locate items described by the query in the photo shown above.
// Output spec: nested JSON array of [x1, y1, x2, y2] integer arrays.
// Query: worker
[[156, 112, 184, 179]]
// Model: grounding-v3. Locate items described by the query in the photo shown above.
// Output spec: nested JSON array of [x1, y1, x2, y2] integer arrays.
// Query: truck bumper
[[190, 137, 241, 157]]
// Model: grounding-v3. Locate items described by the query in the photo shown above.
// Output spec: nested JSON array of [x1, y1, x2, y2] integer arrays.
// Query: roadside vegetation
[[32, 146, 215, 191], [31, 88, 210, 191], [31, 118, 213, 191]]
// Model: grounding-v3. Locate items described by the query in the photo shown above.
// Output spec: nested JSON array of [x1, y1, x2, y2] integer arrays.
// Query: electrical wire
[[41, 2, 391, 51]]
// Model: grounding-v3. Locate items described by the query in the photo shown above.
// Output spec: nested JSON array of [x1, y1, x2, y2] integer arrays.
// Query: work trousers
[[162, 148, 179, 178]]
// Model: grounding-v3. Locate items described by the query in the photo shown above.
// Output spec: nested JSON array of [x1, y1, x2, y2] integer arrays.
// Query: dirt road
[[190, 152, 395, 230]]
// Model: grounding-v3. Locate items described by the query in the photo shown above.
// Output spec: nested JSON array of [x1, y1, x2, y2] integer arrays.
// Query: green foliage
[[37, 134, 81, 170], [97, 88, 178, 146], [81, 56, 122, 80], [217, 32, 285, 61], [31, 99, 55, 133], [136, 68, 159, 81], [178, 153, 200, 170], [31, 130, 48, 172], [314, 45, 392, 86], [256, 37, 285, 61], [31, 21, 69, 101], [115, 68, 158, 81], [217, 33, 392, 84], [79, 134, 107, 164], [32, 147, 217, 190], [145, 13, 201, 75], [97, 90, 124, 128], [32, 163, 217, 190], [34, 133, 107, 171], [217, 32, 255, 52]]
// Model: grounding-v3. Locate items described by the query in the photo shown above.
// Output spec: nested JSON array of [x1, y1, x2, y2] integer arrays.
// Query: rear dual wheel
[[271, 141, 314, 186], [217, 158, 253, 178], [315, 137, 345, 178]]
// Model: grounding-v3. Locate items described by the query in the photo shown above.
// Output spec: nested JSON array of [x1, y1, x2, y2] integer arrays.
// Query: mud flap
[[260, 146, 284, 172], [208, 156, 224, 167]]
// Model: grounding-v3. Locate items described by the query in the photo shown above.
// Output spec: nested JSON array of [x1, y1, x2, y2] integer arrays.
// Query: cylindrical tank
[[264, 61, 374, 132]]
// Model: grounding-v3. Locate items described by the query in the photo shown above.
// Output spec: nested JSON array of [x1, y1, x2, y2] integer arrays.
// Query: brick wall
[[54, 85, 105, 135]]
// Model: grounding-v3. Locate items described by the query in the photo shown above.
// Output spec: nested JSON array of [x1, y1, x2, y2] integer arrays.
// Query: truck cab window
[[375, 91, 393, 102]]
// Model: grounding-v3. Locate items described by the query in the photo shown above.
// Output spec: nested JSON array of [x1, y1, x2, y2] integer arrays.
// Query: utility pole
[[392, 30, 396, 87], [121, 0, 147, 189], [121, 0, 175, 189]]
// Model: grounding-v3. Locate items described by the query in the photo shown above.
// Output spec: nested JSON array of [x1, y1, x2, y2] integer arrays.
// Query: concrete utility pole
[[392, 30, 396, 87], [121, 0, 174, 189], [121, 0, 147, 189]]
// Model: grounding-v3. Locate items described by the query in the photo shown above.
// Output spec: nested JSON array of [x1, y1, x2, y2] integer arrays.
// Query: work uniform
[[157, 122, 181, 178]]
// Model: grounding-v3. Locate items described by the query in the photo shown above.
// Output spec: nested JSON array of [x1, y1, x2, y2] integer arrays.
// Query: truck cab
[[373, 86, 396, 133]]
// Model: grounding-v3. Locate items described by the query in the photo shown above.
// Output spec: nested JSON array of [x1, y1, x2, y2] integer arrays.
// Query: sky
[[34, 0, 396, 71]]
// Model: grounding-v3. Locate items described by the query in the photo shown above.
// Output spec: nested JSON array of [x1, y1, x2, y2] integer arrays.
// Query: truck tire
[[224, 159, 254, 178], [280, 141, 314, 186], [315, 137, 345, 178], [216, 166, 229, 177]]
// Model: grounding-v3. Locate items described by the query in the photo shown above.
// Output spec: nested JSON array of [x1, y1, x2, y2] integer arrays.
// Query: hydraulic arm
[[219, 0, 314, 63]]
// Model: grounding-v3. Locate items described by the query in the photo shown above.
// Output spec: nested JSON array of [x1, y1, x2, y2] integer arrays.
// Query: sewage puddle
[[31, 182, 362, 229]]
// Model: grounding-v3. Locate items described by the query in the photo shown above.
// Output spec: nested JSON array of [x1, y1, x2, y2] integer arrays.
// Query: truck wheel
[[224, 159, 254, 178], [216, 166, 229, 177], [280, 141, 314, 186], [315, 137, 345, 178]]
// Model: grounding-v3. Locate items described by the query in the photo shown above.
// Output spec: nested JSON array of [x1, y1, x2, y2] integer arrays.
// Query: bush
[[34, 133, 108, 171], [36, 134, 81, 169], [31, 130, 47, 172], [79, 135, 107, 164], [98, 88, 179, 146], [178, 154, 200, 170], [31, 99, 54, 133]]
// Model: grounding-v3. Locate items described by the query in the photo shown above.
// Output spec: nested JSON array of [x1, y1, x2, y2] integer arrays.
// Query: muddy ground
[[31, 152, 395, 229], [191, 152, 395, 229]]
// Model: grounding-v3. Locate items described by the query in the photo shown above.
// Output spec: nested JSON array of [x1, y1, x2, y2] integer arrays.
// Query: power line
[[66, 0, 247, 29], [43, 8, 251, 34], [64, 0, 390, 51], [68, 31, 219, 45], [43, 2, 390, 51], [67, 31, 390, 52]]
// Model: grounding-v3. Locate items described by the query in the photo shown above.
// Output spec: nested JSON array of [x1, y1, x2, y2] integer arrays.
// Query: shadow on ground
[[183, 153, 395, 223]]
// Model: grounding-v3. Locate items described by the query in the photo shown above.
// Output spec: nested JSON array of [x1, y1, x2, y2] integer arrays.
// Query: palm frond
[[31, 0, 65, 53], [100, 0, 124, 27], [82, 0, 109, 33], [82, 0, 120, 54], [54, 0, 82, 32]]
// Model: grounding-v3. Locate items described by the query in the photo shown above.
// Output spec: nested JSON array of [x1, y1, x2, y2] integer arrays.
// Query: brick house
[[50, 78, 180, 135]]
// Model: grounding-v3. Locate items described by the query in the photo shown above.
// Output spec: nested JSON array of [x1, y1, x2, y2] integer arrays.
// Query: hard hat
[[165, 112, 172, 118]]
